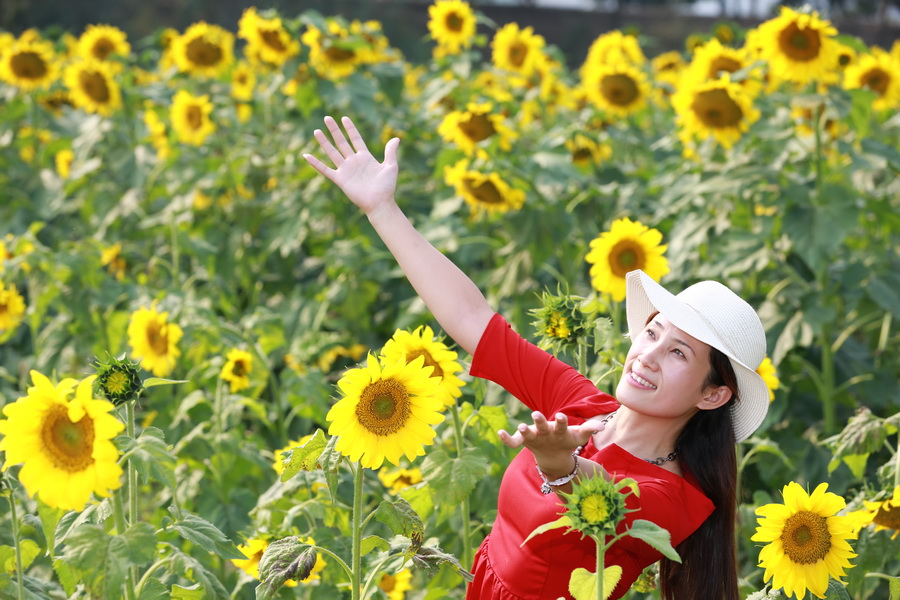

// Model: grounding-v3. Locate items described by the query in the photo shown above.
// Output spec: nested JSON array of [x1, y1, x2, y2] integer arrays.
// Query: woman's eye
[[674, 349, 685, 358]]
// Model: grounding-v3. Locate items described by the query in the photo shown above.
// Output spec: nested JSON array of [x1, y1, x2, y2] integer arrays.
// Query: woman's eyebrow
[[652, 319, 697, 356]]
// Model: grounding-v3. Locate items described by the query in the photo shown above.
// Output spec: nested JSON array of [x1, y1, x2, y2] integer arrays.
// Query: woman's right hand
[[303, 116, 400, 215]]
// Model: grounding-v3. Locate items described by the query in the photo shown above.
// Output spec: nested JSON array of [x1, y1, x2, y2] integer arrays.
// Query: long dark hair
[[658, 347, 739, 600]]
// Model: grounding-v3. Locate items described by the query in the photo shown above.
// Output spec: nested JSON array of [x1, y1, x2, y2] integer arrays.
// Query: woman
[[304, 116, 770, 600]]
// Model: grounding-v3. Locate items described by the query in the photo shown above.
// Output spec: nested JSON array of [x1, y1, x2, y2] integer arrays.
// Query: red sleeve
[[469, 313, 619, 420]]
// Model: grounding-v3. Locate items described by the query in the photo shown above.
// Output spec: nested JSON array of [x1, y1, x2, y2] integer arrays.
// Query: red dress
[[466, 314, 715, 600]]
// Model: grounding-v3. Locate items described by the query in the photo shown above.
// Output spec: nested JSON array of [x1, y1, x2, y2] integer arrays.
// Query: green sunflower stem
[[6, 491, 25, 600], [351, 460, 365, 600], [450, 404, 473, 569], [112, 490, 138, 600], [894, 431, 900, 489], [595, 535, 605, 600]]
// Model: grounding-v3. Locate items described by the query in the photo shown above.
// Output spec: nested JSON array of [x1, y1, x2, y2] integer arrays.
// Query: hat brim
[[625, 270, 768, 443]]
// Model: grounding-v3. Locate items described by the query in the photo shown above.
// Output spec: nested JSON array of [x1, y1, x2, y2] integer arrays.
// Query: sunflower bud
[[560, 473, 635, 539], [530, 286, 603, 357], [94, 354, 144, 405]]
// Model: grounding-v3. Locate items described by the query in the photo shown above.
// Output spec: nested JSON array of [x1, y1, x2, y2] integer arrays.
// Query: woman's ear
[[697, 385, 732, 411]]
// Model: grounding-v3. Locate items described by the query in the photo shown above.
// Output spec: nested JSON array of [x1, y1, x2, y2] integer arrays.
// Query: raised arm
[[303, 116, 494, 355]]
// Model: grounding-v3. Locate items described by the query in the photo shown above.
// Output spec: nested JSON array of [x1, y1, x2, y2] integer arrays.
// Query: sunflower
[[55, 149, 74, 179], [560, 473, 633, 539], [76, 24, 129, 65], [170, 89, 216, 146], [585, 217, 669, 302], [427, 0, 477, 55], [127, 302, 183, 377], [847, 486, 900, 539], [437, 102, 518, 156], [843, 49, 900, 111], [38, 89, 75, 115], [755, 356, 780, 402], [444, 159, 526, 217], [94, 354, 143, 406], [651, 50, 687, 89], [671, 74, 760, 149], [171, 22, 234, 77], [751, 481, 858, 599], [377, 466, 423, 495], [581, 30, 646, 75], [143, 108, 171, 160], [378, 569, 413, 600], [0, 36, 58, 91], [318, 343, 367, 372], [327, 352, 444, 470], [491, 23, 546, 78], [381, 325, 464, 407], [229, 61, 256, 102], [0, 282, 26, 334], [581, 63, 651, 118], [100, 242, 126, 281], [0, 372, 124, 511], [756, 6, 839, 86], [566, 133, 613, 168], [683, 38, 763, 97], [221, 348, 253, 393], [301, 22, 361, 81], [63, 59, 122, 116], [238, 7, 300, 67]]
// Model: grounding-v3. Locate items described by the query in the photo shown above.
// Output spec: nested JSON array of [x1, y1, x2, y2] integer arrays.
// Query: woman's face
[[616, 314, 718, 418]]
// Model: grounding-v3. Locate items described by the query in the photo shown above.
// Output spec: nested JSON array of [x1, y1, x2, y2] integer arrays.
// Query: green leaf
[[120, 427, 177, 489], [421, 447, 489, 505], [171, 583, 206, 599], [53, 558, 80, 595], [165, 506, 245, 560], [166, 545, 229, 600], [824, 577, 852, 599], [824, 407, 890, 461], [37, 500, 67, 559], [136, 578, 169, 600], [60, 522, 156, 600], [143, 377, 189, 388], [0, 540, 40, 574], [280, 428, 328, 481], [625, 520, 681, 562], [255, 537, 317, 600], [867, 274, 900, 318], [568, 567, 596, 600], [360, 535, 390, 557], [399, 483, 435, 522], [889, 576, 900, 600], [374, 498, 425, 551], [318, 434, 343, 504], [521, 515, 572, 547]]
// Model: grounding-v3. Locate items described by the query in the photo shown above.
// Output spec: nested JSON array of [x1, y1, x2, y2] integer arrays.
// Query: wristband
[[536, 455, 579, 495]]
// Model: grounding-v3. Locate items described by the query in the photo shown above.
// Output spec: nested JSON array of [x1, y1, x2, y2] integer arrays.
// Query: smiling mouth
[[629, 372, 657, 389]]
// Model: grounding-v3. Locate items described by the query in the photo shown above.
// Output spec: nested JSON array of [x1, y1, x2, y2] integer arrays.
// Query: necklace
[[598, 410, 678, 465]]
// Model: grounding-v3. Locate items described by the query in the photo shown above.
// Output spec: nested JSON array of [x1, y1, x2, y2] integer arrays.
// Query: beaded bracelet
[[535, 447, 582, 495]]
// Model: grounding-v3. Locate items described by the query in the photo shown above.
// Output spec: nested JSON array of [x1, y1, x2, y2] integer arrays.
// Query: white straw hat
[[624, 270, 769, 443]]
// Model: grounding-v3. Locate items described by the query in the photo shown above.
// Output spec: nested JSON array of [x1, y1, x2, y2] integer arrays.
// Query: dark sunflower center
[[406, 349, 444, 379], [186, 36, 224, 67], [41, 404, 95, 471], [778, 23, 821, 61], [458, 113, 496, 142], [573, 147, 592, 164], [379, 574, 398, 593], [185, 105, 203, 130], [232, 360, 248, 377], [600, 74, 639, 106], [708, 56, 742, 78], [146, 322, 170, 355], [873, 503, 900, 531], [11, 51, 48, 80], [692, 88, 743, 128], [326, 45, 356, 64], [446, 13, 465, 32], [394, 474, 415, 487], [78, 69, 111, 103], [260, 29, 287, 52], [838, 53, 852, 67], [463, 177, 503, 205], [609, 240, 646, 277], [356, 379, 411, 436], [780, 510, 832, 564], [862, 68, 889, 95], [507, 41, 528, 68], [92, 39, 115, 60]]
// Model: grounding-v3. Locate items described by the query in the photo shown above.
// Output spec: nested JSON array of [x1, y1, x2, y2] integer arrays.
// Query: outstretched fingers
[[311, 128, 344, 170], [324, 115, 354, 157], [341, 116, 369, 154]]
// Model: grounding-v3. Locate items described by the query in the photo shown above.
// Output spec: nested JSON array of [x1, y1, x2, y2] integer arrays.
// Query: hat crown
[[675, 281, 765, 370]]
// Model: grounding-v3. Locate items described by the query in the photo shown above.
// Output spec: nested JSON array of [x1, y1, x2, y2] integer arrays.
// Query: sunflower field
[[0, 2, 899, 599]]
